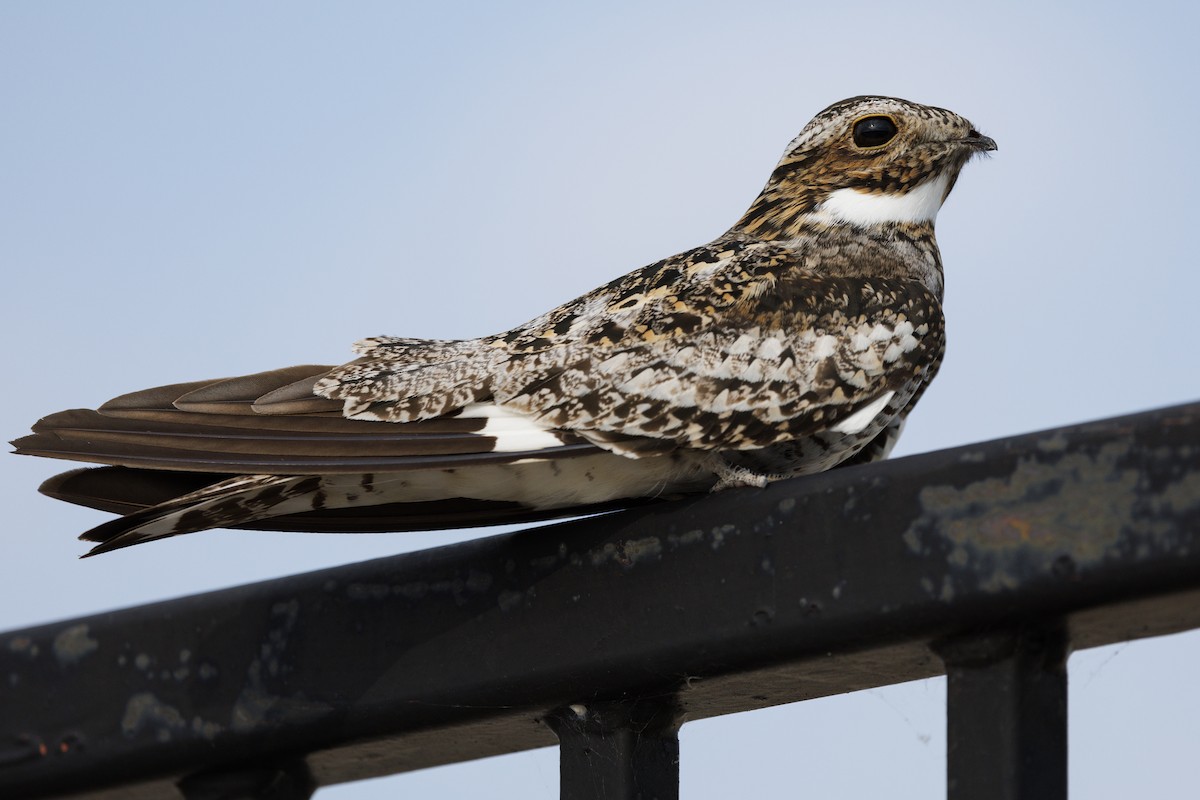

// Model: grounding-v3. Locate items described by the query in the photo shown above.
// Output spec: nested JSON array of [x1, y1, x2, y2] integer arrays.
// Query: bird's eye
[[852, 116, 898, 148]]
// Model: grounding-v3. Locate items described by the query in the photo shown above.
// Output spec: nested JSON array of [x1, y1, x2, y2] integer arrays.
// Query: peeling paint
[[121, 692, 225, 743], [588, 536, 663, 568], [950, 448, 1126, 555], [230, 599, 332, 733], [231, 684, 330, 733], [7, 636, 38, 659], [623, 537, 662, 563], [668, 529, 705, 548], [711, 524, 737, 550], [1153, 470, 1200, 517], [588, 542, 616, 566], [121, 693, 187, 742], [907, 439, 1200, 596]]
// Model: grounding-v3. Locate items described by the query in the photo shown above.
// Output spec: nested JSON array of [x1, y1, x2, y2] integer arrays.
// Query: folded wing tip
[[251, 376, 344, 415]]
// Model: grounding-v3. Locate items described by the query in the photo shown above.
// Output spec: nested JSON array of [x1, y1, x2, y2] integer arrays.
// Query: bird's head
[[736, 96, 995, 238]]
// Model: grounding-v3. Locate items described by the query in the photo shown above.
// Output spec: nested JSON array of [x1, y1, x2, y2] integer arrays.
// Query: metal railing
[[3, 401, 1198, 800]]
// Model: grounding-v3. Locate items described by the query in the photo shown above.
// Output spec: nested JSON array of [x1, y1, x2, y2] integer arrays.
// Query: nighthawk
[[14, 96, 995, 556]]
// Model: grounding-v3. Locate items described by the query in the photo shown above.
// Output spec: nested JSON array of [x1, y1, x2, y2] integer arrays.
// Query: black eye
[[852, 116, 898, 148]]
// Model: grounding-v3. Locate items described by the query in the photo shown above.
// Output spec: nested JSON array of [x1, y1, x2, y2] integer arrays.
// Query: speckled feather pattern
[[14, 95, 995, 554], [315, 226, 945, 461]]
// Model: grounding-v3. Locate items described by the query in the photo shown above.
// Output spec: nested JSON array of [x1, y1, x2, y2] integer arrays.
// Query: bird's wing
[[11, 364, 598, 475], [316, 237, 944, 455], [12, 365, 632, 554], [312, 237, 794, 424], [493, 272, 945, 453]]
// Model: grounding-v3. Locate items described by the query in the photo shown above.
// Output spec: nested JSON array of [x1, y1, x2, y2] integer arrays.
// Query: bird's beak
[[962, 129, 998, 152]]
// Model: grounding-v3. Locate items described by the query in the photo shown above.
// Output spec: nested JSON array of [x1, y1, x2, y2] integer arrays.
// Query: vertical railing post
[[936, 625, 1069, 800], [546, 698, 680, 800], [177, 758, 316, 800]]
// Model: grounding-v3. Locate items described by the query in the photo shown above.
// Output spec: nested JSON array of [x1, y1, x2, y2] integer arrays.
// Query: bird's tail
[[77, 473, 323, 557]]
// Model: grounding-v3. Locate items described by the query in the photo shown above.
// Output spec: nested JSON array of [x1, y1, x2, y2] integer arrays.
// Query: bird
[[13, 96, 995, 557]]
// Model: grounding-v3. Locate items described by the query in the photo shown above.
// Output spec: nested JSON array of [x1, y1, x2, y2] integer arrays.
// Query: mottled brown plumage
[[13, 96, 995, 555]]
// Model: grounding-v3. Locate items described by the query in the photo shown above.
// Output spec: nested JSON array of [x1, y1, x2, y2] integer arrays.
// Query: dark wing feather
[[12, 366, 597, 474], [14, 364, 615, 553]]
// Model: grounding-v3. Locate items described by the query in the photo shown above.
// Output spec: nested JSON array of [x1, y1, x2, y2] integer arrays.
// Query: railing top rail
[[3, 401, 1199, 799]]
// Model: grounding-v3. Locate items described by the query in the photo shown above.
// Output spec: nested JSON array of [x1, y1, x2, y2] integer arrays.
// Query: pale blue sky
[[2, 2, 1198, 797]]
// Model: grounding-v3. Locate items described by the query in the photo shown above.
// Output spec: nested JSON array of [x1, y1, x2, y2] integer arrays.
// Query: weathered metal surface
[[939, 626, 1069, 800], [2, 401, 1199, 799], [177, 759, 314, 800], [548, 700, 680, 800]]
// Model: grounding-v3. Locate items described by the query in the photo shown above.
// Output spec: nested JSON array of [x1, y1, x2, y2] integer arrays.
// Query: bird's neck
[[731, 176, 953, 299], [806, 173, 953, 228], [820, 222, 945, 300], [736, 218, 945, 300], [734, 169, 958, 240]]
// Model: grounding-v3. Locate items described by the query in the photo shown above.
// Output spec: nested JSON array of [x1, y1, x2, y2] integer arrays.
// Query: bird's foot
[[710, 457, 789, 491]]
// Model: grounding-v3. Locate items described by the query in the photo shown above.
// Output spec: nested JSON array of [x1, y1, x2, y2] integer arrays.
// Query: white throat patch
[[813, 172, 951, 226]]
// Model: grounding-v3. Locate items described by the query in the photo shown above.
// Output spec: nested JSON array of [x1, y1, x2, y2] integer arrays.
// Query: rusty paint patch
[[906, 439, 1200, 596]]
